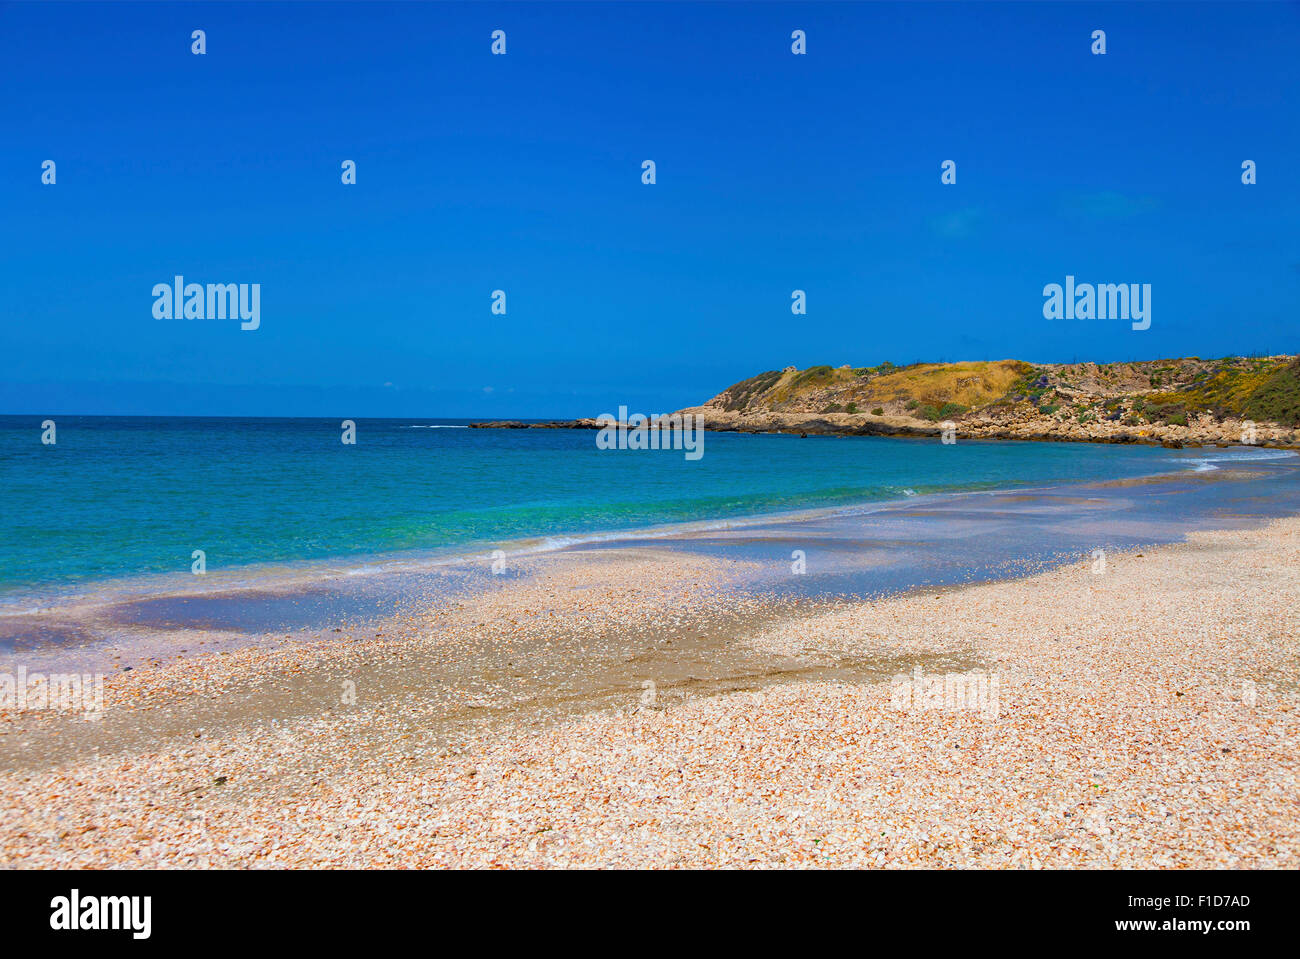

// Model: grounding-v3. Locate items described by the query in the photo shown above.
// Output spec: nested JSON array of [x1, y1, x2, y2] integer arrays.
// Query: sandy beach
[[2, 512, 1297, 869], [7, 0, 1300, 896]]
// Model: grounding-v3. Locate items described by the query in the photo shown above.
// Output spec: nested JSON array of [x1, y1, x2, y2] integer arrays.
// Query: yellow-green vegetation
[[703, 355, 1299, 428], [715, 369, 787, 412], [1146, 357, 1300, 427], [711, 360, 1030, 416], [718, 366, 856, 412], [766, 365, 857, 405], [856, 361, 1031, 411], [1244, 358, 1300, 426]]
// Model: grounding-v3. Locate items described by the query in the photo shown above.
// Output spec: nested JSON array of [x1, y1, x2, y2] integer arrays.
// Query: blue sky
[[2, 1, 1297, 417]]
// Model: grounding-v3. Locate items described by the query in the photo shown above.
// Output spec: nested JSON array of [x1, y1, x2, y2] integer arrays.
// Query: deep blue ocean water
[[0, 414, 1282, 601]]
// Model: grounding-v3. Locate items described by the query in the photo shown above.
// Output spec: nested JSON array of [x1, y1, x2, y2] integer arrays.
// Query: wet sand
[[0, 547, 982, 772], [7, 461, 1299, 675]]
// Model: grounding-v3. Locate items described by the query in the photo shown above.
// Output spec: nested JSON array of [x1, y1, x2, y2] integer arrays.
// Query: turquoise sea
[[1, 414, 1289, 604]]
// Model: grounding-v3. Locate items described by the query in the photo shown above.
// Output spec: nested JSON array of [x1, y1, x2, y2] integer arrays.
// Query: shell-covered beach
[[2, 466, 1298, 868]]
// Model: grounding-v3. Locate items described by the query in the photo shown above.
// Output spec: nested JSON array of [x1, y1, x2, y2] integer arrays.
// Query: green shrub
[[1243, 358, 1300, 427], [820, 403, 843, 414], [846, 402, 858, 414], [920, 402, 967, 422], [791, 365, 834, 388], [720, 370, 783, 412], [871, 407, 884, 416], [1144, 402, 1190, 425], [855, 361, 897, 377]]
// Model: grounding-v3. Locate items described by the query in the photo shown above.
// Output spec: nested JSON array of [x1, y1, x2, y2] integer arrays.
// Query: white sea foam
[[1180, 447, 1298, 472]]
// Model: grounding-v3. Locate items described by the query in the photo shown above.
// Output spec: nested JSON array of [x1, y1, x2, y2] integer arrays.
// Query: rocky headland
[[474, 356, 1300, 448]]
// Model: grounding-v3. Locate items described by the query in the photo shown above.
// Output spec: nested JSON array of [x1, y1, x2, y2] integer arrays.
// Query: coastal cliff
[[470, 355, 1300, 448], [673, 356, 1300, 448]]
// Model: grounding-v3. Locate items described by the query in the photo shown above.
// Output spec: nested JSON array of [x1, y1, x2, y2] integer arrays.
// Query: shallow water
[[1, 442, 1297, 671], [0, 415, 1244, 602], [615, 459, 1300, 599]]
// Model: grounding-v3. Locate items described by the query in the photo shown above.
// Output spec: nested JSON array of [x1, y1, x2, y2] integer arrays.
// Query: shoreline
[[2, 515, 1296, 867], [470, 417, 1300, 450], [3, 452, 1298, 677], [4, 442, 1291, 611]]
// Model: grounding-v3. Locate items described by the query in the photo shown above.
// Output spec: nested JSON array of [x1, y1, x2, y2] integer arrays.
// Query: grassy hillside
[[700, 356, 1300, 429], [1146, 357, 1300, 426]]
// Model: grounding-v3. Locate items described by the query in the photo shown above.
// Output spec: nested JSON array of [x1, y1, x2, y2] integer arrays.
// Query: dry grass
[[852, 360, 1030, 409]]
